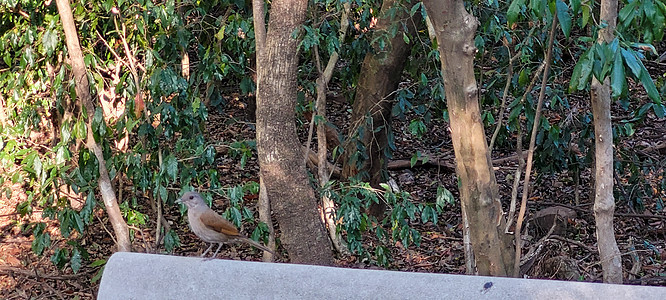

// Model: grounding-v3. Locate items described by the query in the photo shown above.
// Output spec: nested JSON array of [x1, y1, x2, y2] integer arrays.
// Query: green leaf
[[421, 206, 437, 225], [610, 50, 626, 98], [215, 25, 226, 40], [32, 230, 51, 256], [637, 103, 653, 118], [581, 4, 590, 27], [72, 212, 85, 234], [89, 259, 107, 268], [164, 155, 178, 180], [51, 248, 68, 268], [379, 183, 391, 192], [569, 0, 580, 14], [556, 0, 572, 38], [653, 104, 665, 118], [410, 3, 421, 16], [70, 248, 82, 274], [80, 193, 95, 224], [436, 185, 455, 208], [518, 68, 529, 86], [619, 1, 637, 28], [578, 49, 594, 89], [645, 0, 657, 20], [230, 207, 242, 227], [408, 120, 426, 137], [638, 66, 660, 103], [42, 29, 59, 56], [507, 0, 527, 26], [228, 185, 244, 204], [621, 48, 642, 78], [91, 266, 105, 284], [74, 119, 87, 139], [410, 153, 418, 168], [531, 0, 546, 17], [569, 56, 583, 91], [164, 229, 180, 253]]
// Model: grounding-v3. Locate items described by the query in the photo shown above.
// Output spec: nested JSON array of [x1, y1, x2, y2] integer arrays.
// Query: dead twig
[[513, 14, 558, 277], [548, 235, 597, 253], [0, 266, 95, 280]]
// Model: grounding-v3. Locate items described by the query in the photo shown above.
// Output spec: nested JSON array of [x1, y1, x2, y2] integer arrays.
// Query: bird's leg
[[203, 244, 224, 261], [211, 243, 224, 258], [201, 244, 214, 257]]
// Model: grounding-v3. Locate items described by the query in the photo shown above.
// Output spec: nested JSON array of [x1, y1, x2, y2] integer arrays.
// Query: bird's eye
[[189, 196, 193, 199]]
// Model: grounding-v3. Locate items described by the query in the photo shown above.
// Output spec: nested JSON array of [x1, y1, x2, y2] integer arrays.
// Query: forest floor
[[2, 65, 666, 300]]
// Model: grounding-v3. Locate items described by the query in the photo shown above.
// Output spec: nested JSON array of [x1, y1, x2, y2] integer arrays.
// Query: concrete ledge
[[98, 252, 663, 299]]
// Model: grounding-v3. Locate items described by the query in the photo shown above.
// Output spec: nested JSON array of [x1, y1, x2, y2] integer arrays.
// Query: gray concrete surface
[[98, 252, 663, 299]]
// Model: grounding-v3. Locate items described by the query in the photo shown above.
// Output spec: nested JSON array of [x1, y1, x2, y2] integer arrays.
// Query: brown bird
[[176, 191, 276, 258]]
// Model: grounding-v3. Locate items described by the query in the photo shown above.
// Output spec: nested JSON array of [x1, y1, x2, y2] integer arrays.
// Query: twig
[[95, 213, 118, 246], [155, 148, 164, 252], [492, 150, 528, 164], [489, 42, 519, 151], [548, 235, 597, 253], [513, 14, 558, 277], [519, 219, 557, 275], [504, 62, 544, 232], [533, 201, 666, 220], [25, 276, 65, 300], [0, 212, 21, 218], [0, 266, 95, 280], [627, 236, 641, 280], [505, 122, 524, 233]]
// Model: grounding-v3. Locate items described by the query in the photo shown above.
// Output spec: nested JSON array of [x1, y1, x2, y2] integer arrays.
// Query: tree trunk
[[55, 0, 131, 252], [252, 0, 277, 262], [342, 0, 417, 218], [591, 0, 623, 284], [256, 0, 333, 265], [314, 2, 352, 255], [422, 0, 514, 276]]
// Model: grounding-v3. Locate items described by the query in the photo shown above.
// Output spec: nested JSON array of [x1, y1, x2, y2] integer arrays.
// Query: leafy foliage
[[0, 0, 259, 273], [1, 0, 664, 275], [329, 179, 453, 266]]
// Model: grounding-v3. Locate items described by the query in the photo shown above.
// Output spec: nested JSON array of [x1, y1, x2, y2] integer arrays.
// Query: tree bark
[[342, 0, 417, 218], [55, 0, 131, 252], [591, 0, 623, 284], [253, 0, 277, 262], [422, 0, 514, 276], [256, 0, 333, 265]]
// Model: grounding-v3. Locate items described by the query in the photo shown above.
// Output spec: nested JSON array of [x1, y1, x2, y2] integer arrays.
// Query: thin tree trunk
[[253, 0, 277, 262], [314, 2, 352, 255], [55, 0, 131, 252], [422, 0, 514, 276], [256, 0, 333, 265], [591, 0, 622, 283], [513, 16, 558, 277]]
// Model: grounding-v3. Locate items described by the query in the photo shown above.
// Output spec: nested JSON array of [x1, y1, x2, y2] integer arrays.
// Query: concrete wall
[[98, 252, 664, 299]]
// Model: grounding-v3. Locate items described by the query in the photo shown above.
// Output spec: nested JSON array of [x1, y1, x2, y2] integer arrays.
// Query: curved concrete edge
[[98, 252, 664, 299]]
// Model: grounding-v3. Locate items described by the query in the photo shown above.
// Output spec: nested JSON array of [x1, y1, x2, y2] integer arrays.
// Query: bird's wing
[[199, 210, 240, 237]]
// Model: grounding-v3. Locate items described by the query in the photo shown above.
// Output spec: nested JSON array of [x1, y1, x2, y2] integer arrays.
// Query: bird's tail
[[240, 237, 280, 258]]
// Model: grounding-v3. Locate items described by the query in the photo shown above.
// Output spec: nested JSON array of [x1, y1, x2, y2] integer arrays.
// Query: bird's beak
[[175, 198, 183, 204]]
